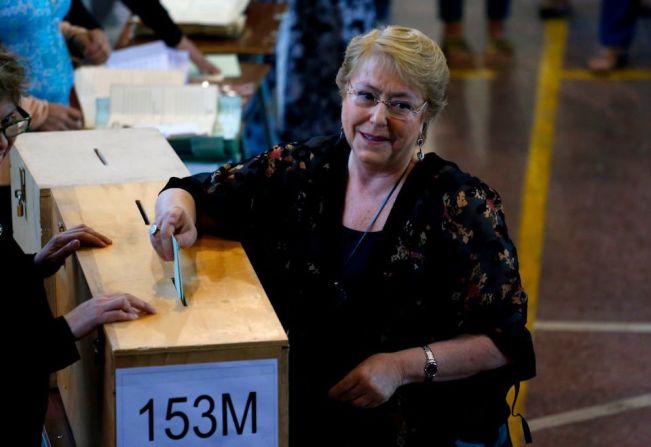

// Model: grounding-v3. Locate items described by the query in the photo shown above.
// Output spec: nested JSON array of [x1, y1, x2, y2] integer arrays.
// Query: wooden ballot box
[[51, 181, 289, 447], [10, 128, 189, 255]]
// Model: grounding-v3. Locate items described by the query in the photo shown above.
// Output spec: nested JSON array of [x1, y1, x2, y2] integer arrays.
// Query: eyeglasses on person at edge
[[346, 86, 427, 120], [1, 106, 31, 139]]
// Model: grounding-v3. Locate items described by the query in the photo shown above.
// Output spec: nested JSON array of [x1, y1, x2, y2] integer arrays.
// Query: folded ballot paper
[[107, 84, 219, 138]]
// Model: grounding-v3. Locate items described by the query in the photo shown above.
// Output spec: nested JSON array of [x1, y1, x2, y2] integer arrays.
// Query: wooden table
[[188, 2, 287, 57]]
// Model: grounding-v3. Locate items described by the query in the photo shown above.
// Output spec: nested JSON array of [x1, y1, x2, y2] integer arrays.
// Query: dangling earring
[[339, 127, 345, 141], [416, 135, 425, 161]]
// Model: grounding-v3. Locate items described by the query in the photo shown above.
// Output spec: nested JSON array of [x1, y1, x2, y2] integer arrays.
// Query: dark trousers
[[599, 0, 641, 48], [439, 0, 511, 23]]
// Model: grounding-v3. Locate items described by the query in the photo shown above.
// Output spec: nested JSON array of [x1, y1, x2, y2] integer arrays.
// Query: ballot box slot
[[93, 147, 108, 165], [135, 200, 150, 225]]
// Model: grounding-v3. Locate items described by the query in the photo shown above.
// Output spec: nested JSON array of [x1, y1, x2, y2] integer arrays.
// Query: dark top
[[66, 0, 184, 47], [2, 211, 80, 447], [163, 134, 536, 446]]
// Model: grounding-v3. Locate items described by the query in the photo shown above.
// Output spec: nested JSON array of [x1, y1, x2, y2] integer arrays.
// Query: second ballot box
[[51, 181, 289, 447], [10, 128, 189, 255]]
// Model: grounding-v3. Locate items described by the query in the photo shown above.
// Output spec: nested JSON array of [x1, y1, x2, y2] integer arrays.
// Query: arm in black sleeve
[[65, 0, 102, 29], [121, 0, 184, 47], [442, 180, 536, 381], [161, 141, 317, 240]]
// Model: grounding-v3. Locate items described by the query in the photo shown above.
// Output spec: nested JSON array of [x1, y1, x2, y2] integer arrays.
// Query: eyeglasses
[[346, 86, 427, 120], [1, 106, 31, 139]]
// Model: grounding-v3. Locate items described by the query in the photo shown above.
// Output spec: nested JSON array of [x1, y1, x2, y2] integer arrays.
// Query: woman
[[0, 0, 110, 131], [0, 50, 156, 447], [437, 0, 513, 69], [588, 0, 646, 72], [151, 26, 535, 446]]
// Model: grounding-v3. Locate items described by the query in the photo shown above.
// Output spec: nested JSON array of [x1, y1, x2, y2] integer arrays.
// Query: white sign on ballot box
[[116, 359, 278, 446]]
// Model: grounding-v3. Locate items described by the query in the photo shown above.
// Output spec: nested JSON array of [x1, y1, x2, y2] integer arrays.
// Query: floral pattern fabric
[[165, 134, 535, 446]]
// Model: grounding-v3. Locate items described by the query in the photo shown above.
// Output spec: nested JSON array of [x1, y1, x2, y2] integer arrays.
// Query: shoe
[[539, 0, 570, 19], [484, 38, 514, 68], [442, 37, 477, 69], [587, 48, 628, 73]]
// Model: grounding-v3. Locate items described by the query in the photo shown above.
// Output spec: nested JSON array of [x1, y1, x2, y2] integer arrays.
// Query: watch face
[[425, 361, 438, 377]]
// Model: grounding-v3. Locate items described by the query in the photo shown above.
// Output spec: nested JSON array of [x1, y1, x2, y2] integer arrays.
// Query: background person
[[66, 0, 220, 74], [151, 26, 535, 446], [588, 0, 648, 72], [0, 50, 156, 447], [437, 0, 513, 68]]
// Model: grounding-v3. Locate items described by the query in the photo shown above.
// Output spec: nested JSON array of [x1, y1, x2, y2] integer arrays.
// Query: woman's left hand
[[34, 224, 112, 277], [328, 353, 404, 408]]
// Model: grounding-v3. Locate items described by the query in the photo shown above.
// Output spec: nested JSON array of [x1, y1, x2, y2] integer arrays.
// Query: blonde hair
[[0, 50, 26, 104], [336, 26, 449, 122]]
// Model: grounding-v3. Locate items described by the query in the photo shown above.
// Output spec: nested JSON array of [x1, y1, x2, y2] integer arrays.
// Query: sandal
[[588, 48, 628, 73], [442, 37, 477, 69], [484, 37, 514, 68]]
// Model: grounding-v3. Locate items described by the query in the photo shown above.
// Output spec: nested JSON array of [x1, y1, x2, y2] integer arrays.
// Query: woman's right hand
[[150, 189, 199, 261]]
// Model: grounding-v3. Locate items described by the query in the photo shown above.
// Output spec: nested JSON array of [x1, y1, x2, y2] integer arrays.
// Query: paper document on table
[[75, 67, 186, 127], [172, 235, 187, 306], [107, 41, 190, 74], [160, 0, 249, 25], [107, 84, 219, 136]]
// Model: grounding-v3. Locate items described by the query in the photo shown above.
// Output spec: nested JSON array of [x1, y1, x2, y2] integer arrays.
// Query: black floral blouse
[[164, 134, 535, 447]]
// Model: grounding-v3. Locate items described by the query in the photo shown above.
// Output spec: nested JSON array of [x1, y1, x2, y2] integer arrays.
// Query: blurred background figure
[[66, 0, 220, 74], [437, 0, 513, 69], [588, 0, 649, 72], [275, 1, 377, 143], [0, 0, 108, 131], [538, 0, 571, 19]]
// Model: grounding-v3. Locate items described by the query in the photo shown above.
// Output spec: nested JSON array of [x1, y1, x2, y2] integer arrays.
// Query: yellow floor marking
[[449, 68, 496, 80], [509, 20, 567, 447], [529, 393, 651, 431], [562, 69, 651, 81]]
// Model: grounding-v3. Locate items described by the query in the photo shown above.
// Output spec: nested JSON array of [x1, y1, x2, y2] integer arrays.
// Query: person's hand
[[41, 103, 83, 131], [34, 224, 112, 277], [176, 36, 220, 75], [150, 205, 198, 261], [328, 353, 405, 408], [72, 28, 111, 65], [64, 293, 156, 340], [192, 53, 220, 75]]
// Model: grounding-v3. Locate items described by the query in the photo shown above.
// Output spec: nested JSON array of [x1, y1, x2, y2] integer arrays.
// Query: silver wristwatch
[[422, 345, 438, 382]]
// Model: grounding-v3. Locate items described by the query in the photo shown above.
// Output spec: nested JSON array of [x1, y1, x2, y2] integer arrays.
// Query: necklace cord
[[344, 163, 410, 267]]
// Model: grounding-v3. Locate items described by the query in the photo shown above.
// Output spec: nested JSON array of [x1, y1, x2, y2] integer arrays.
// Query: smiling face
[[341, 55, 426, 173], [0, 97, 17, 162]]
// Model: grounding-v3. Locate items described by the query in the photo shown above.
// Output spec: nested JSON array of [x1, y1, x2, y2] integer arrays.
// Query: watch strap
[[422, 344, 438, 381]]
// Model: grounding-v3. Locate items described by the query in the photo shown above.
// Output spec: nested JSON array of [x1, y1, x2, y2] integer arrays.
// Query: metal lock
[[14, 190, 24, 217], [14, 167, 26, 218]]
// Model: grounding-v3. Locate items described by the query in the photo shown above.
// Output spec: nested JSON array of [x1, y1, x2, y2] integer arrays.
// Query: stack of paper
[[107, 41, 190, 74], [160, 0, 249, 26], [107, 84, 219, 137], [74, 67, 186, 128]]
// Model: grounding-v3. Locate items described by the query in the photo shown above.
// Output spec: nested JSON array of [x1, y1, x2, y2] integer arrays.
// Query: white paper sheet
[[75, 67, 186, 127], [107, 84, 219, 137]]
